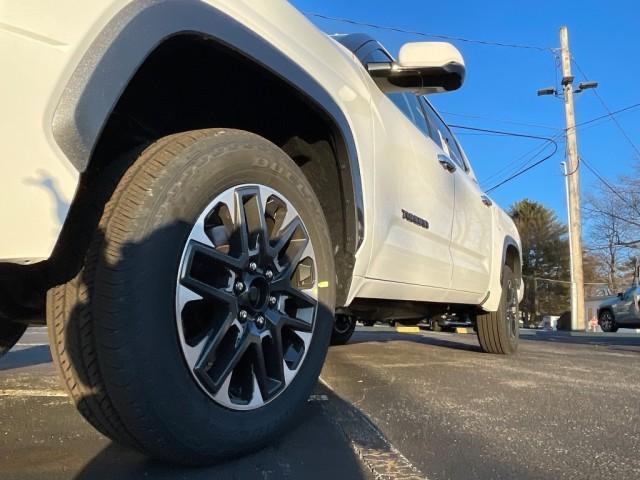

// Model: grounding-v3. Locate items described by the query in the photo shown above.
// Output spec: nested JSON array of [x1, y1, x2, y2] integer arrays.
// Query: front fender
[[53, 0, 365, 250]]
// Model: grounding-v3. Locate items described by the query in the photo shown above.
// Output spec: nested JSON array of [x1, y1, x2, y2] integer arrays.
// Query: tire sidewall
[[500, 265, 520, 353], [94, 131, 335, 460], [499, 265, 519, 353]]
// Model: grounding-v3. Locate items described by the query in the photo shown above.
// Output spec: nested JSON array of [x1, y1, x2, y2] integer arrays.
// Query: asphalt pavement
[[1, 326, 639, 479]]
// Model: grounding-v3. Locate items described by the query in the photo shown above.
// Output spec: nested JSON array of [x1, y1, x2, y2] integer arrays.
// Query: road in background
[[1, 326, 639, 479]]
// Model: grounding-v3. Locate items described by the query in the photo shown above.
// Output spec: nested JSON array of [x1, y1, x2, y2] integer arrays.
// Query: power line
[[580, 156, 631, 208], [485, 140, 559, 193], [583, 205, 640, 230], [571, 58, 640, 159], [440, 110, 560, 131], [479, 132, 565, 186], [449, 125, 558, 141], [572, 102, 640, 130], [448, 125, 563, 187], [304, 12, 554, 52]]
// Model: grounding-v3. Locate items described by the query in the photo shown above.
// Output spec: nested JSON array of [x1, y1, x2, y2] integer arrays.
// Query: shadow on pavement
[[0, 345, 52, 371], [348, 330, 481, 353], [72, 393, 370, 480]]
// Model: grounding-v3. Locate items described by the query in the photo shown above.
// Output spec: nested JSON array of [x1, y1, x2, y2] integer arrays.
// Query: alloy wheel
[[506, 279, 519, 339], [176, 185, 317, 410]]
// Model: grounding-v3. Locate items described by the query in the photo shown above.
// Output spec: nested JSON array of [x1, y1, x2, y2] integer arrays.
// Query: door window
[[420, 98, 468, 171], [362, 48, 392, 64], [387, 93, 430, 137]]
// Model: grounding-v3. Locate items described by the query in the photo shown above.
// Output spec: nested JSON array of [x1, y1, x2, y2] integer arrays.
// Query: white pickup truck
[[0, 0, 522, 465]]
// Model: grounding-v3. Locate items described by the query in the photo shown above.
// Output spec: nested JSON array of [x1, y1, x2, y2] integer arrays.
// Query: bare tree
[[584, 182, 638, 290]]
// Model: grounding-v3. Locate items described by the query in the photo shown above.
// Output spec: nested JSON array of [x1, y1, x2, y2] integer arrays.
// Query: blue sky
[[291, 0, 640, 223]]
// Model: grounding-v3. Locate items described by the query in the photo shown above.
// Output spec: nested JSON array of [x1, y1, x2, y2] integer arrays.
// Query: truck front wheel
[[47, 129, 335, 465], [476, 265, 519, 354]]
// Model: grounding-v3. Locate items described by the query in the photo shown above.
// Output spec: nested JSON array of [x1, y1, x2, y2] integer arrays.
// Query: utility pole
[[559, 26, 586, 331], [561, 162, 578, 331]]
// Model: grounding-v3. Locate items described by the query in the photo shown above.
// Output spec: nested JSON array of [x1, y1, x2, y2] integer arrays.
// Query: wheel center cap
[[247, 277, 269, 310]]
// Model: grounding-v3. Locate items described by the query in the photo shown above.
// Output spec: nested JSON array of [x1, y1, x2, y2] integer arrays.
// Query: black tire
[[0, 320, 27, 358], [598, 309, 618, 333], [362, 319, 375, 327], [331, 314, 356, 345], [46, 129, 336, 465], [430, 319, 442, 332], [476, 265, 519, 354]]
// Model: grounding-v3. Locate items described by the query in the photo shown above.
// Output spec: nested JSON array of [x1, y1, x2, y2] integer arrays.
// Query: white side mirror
[[367, 41, 465, 94]]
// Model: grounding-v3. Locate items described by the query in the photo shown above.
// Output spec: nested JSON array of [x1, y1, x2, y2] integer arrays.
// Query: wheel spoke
[[238, 187, 270, 255], [180, 275, 236, 305], [267, 327, 286, 382], [269, 218, 309, 274], [231, 189, 251, 256], [284, 285, 318, 309], [195, 327, 250, 393], [281, 313, 313, 332], [183, 312, 236, 366], [186, 240, 244, 270], [251, 338, 284, 400]]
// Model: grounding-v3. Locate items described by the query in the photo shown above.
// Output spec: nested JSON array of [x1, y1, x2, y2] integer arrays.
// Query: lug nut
[[255, 315, 265, 328], [265, 270, 273, 280], [269, 296, 277, 307], [234, 281, 245, 293], [239, 310, 248, 321], [249, 262, 257, 272]]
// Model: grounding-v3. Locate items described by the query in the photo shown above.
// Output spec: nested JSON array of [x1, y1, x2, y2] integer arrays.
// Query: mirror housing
[[367, 42, 465, 95], [617, 292, 624, 299]]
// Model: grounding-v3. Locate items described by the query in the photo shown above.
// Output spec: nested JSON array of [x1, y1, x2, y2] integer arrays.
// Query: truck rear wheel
[[0, 320, 27, 358], [47, 129, 335, 465], [476, 265, 519, 354]]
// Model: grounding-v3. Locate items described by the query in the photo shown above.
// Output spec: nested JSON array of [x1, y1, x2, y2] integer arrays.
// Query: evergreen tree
[[509, 199, 570, 322]]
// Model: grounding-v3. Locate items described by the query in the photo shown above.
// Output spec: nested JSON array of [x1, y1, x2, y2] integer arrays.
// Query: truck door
[[421, 98, 493, 294], [366, 92, 455, 295]]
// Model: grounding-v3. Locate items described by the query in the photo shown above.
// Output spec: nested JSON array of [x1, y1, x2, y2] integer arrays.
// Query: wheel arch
[[49, 0, 363, 305], [481, 235, 523, 312], [597, 306, 614, 318], [503, 236, 522, 287]]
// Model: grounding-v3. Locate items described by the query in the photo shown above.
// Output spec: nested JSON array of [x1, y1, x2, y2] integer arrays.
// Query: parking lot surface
[[1, 326, 639, 479]]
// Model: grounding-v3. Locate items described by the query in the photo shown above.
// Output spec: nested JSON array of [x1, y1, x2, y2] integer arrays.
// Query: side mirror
[[617, 292, 624, 299], [367, 42, 465, 95]]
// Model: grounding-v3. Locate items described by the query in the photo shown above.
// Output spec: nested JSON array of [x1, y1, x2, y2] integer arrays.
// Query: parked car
[[598, 285, 640, 332], [0, 0, 522, 465]]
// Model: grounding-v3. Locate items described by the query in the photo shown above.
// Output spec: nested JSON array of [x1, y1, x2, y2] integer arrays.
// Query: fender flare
[[51, 0, 364, 249], [480, 234, 522, 311], [501, 235, 522, 284]]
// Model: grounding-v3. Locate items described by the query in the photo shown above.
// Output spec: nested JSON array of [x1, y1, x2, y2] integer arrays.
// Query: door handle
[[437, 154, 457, 173], [481, 195, 493, 207]]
